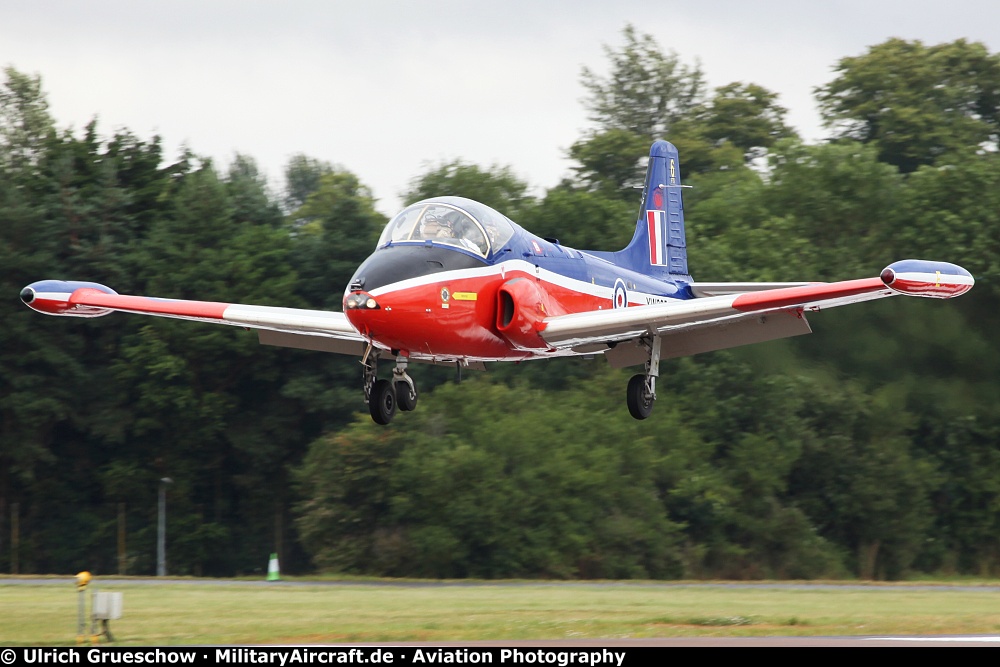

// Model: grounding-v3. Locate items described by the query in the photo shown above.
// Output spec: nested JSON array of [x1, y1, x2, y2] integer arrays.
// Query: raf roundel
[[613, 279, 628, 309]]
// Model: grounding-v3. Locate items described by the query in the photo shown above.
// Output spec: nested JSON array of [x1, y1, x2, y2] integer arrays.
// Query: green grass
[[2, 579, 1000, 645]]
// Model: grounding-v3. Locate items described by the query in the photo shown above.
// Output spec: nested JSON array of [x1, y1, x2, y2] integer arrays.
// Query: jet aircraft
[[20, 141, 975, 424]]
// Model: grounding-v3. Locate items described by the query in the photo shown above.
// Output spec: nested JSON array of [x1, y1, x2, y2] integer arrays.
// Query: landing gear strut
[[626, 335, 660, 420], [393, 356, 418, 412], [362, 344, 418, 425]]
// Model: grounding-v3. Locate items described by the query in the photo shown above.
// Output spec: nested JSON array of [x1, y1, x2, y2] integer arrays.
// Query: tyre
[[396, 382, 418, 411], [369, 379, 397, 425], [626, 373, 654, 420]]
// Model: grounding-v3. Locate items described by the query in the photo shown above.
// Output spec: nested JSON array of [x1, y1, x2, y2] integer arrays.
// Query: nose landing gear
[[393, 357, 418, 412], [362, 344, 418, 425]]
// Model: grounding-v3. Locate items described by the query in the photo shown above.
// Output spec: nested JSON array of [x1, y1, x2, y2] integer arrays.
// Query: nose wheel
[[393, 358, 418, 412], [362, 345, 418, 425]]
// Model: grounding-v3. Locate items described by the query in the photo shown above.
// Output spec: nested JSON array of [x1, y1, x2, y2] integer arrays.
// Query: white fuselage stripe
[[366, 259, 676, 305]]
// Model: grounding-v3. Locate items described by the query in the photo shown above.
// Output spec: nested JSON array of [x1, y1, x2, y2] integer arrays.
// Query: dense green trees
[[296, 374, 687, 579], [816, 38, 1000, 173], [4, 29, 1000, 579]]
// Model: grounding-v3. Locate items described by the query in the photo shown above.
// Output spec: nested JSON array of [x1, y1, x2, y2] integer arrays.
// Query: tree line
[[3, 28, 1000, 579]]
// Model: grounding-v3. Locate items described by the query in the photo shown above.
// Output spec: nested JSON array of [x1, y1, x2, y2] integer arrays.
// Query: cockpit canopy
[[377, 197, 516, 257]]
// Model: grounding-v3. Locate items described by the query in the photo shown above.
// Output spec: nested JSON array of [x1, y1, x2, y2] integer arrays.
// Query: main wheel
[[369, 379, 397, 425], [626, 374, 654, 420], [396, 381, 418, 411]]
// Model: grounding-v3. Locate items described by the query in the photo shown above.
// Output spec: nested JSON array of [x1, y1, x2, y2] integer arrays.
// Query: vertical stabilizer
[[615, 140, 690, 281]]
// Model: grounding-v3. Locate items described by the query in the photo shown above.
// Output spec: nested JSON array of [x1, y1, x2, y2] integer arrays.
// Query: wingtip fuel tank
[[20, 280, 118, 317], [880, 260, 974, 298]]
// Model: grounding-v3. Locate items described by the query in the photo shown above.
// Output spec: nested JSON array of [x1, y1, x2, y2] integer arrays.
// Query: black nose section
[[351, 245, 487, 292], [20, 287, 35, 304]]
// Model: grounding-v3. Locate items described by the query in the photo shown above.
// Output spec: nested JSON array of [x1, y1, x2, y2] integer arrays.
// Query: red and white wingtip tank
[[879, 260, 974, 298]]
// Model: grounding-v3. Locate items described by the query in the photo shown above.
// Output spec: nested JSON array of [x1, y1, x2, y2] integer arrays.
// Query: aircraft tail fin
[[616, 140, 690, 281]]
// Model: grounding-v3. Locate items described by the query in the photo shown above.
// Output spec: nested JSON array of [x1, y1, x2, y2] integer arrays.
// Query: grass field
[[2, 578, 1000, 645]]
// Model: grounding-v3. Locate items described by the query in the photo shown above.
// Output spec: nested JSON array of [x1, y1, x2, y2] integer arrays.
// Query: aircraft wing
[[19, 280, 368, 356], [540, 260, 974, 367]]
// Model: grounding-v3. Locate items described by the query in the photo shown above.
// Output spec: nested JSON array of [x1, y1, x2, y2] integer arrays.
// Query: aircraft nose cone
[[20, 286, 35, 304]]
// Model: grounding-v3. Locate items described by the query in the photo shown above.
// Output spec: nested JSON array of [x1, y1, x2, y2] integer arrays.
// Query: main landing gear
[[626, 335, 660, 420], [362, 344, 417, 425]]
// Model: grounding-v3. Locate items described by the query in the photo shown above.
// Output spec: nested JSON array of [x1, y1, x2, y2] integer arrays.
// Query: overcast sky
[[4, 1, 1000, 215]]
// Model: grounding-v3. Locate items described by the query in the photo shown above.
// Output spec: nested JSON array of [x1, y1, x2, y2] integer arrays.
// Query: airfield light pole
[[157, 477, 173, 577]]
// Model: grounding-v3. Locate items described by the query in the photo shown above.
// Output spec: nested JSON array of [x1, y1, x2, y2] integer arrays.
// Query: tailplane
[[613, 140, 690, 282]]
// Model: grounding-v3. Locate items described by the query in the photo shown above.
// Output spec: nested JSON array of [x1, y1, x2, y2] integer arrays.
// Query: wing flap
[[662, 310, 812, 359], [603, 309, 812, 367], [257, 329, 368, 356]]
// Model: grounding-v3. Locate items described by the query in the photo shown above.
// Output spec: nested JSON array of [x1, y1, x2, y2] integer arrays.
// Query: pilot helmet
[[424, 213, 451, 234]]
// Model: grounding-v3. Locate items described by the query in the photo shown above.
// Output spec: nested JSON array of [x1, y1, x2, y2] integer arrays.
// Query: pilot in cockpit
[[419, 213, 449, 239], [421, 212, 483, 253]]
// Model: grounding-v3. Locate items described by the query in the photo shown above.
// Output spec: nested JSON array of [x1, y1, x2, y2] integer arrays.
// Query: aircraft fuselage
[[343, 215, 687, 362]]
